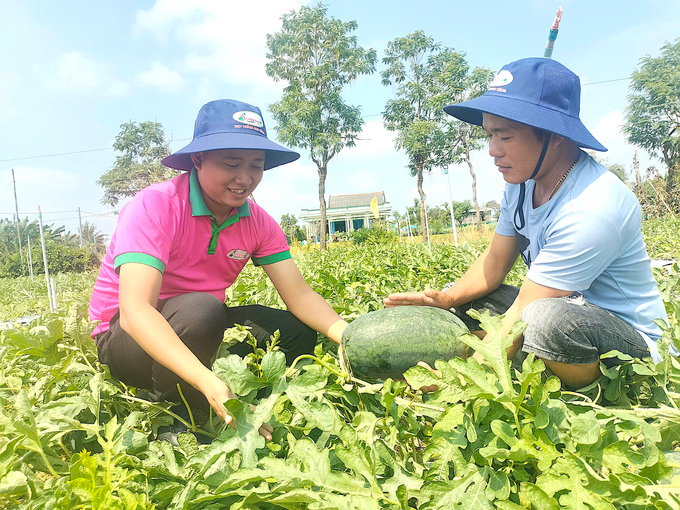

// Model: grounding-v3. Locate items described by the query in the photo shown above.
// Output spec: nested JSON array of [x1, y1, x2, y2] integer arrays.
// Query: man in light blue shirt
[[385, 58, 669, 388]]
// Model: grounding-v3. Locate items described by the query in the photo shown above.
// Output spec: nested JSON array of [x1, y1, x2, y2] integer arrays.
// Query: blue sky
[[1, 0, 679, 239]]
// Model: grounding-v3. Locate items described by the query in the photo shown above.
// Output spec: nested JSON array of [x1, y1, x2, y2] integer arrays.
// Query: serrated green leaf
[[213, 355, 267, 396], [570, 411, 600, 445], [261, 350, 286, 384]]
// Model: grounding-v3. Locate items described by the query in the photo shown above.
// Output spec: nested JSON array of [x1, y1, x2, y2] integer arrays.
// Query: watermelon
[[340, 306, 471, 379]]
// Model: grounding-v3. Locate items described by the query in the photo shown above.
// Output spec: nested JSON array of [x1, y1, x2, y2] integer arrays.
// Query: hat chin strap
[[513, 133, 551, 231]]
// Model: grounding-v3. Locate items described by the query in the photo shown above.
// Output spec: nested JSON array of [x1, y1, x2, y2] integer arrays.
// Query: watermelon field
[[1, 218, 680, 509]]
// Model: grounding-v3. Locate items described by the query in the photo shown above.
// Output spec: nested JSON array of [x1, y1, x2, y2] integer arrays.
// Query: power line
[[582, 77, 629, 86], [0, 78, 630, 164], [0, 147, 113, 163], [0, 137, 192, 164]]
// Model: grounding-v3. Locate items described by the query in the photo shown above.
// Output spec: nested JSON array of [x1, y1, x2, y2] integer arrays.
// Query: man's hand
[[198, 371, 273, 440], [384, 289, 454, 309]]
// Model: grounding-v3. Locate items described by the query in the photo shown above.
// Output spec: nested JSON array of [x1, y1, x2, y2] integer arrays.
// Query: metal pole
[[78, 207, 83, 247], [406, 208, 415, 244], [38, 206, 54, 312], [12, 169, 24, 275], [444, 168, 459, 248], [27, 235, 34, 282], [50, 277, 58, 310]]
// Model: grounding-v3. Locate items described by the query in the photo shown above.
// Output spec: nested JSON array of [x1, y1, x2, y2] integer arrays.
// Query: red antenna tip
[[552, 6, 563, 29]]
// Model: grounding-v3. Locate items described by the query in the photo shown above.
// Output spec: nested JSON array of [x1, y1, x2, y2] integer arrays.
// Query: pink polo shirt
[[89, 169, 290, 337]]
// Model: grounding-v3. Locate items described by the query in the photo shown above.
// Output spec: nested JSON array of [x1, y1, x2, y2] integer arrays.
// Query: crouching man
[[385, 58, 670, 388]]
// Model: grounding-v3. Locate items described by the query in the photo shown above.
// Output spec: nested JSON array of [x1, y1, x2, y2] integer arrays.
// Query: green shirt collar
[[188, 167, 251, 219]]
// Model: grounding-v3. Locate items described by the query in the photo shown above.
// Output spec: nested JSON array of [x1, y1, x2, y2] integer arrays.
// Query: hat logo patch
[[233, 111, 264, 128], [489, 70, 513, 89]]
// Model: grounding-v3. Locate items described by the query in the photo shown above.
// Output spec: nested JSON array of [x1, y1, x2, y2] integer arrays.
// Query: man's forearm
[[445, 246, 512, 307]]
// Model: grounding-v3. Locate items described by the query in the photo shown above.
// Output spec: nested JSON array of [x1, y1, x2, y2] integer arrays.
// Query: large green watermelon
[[340, 306, 471, 379]]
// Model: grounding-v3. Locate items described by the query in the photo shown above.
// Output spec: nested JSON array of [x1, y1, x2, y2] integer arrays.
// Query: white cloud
[[134, 0, 305, 89], [592, 110, 624, 145], [276, 160, 316, 180], [349, 170, 380, 192], [344, 119, 396, 157], [135, 62, 183, 92], [589, 110, 657, 172], [49, 52, 128, 97]]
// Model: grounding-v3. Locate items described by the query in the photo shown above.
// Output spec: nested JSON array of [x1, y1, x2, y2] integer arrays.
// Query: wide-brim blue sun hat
[[162, 99, 300, 171], [443, 58, 607, 152]]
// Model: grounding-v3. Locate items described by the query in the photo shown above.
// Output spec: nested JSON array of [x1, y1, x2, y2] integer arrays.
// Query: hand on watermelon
[[383, 289, 454, 309]]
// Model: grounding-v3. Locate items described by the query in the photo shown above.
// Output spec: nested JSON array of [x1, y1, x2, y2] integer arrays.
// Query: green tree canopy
[[382, 32, 492, 240], [266, 3, 376, 250], [97, 121, 177, 207], [624, 38, 680, 209], [280, 213, 305, 243]]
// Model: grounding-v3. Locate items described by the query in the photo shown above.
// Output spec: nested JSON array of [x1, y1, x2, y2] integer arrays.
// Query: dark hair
[[532, 127, 549, 142]]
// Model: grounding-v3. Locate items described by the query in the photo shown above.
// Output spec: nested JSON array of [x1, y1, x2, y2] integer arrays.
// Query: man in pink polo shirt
[[90, 99, 348, 443]]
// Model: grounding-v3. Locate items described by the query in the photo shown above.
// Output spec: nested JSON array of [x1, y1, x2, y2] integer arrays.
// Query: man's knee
[[521, 297, 571, 337]]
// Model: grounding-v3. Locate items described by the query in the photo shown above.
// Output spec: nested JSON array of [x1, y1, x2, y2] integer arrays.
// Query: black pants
[[96, 292, 316, 413]]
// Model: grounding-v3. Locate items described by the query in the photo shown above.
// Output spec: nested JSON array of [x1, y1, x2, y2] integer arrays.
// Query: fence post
[[38, 206, 54, 312]]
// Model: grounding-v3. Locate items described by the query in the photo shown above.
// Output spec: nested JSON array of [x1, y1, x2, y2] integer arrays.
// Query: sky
[[1, 0, 679, 241]]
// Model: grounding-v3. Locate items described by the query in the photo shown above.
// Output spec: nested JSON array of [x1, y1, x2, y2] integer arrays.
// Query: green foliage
[[97, 121, 178, 207], [0, 241, 100, 278], [624, 37, 680, 206], [266, 3, 377, 250], [351, 222, 398, 245], [382, 32, 493, 239], [1, 221, 680, 507], [280, 213, 306, 243]]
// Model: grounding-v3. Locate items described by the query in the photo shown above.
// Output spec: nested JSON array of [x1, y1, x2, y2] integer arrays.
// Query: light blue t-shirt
[[496, 151, 670, 362]]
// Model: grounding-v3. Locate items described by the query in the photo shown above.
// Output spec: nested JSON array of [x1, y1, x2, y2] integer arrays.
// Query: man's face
[[192, 149, 265, 217], [482, 114, 545, 185]]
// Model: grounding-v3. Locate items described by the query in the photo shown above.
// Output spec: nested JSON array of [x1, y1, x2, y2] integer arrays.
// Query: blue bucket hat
[[161, 99, 300, 171], [443, 58, 607, 152]]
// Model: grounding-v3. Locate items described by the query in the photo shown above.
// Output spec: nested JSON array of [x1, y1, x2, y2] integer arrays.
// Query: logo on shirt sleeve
[[227, 249, 250, 260]]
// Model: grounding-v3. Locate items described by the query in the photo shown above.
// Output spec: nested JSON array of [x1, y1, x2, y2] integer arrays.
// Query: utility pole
[[78, 207, 83, 247], [12, 169, 24, 275]]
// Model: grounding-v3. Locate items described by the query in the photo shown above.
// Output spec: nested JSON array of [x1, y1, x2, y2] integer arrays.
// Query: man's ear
[[190, 152, 203, 169], [552, 134, 566, 147]]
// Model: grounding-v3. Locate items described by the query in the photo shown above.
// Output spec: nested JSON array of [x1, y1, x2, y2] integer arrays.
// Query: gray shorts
[[443, 283, 650, 366]]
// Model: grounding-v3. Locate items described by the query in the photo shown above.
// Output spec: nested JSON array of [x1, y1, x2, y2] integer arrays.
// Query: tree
[[382, 32, 492, 241], [624, 38, 680, 210], [452, 199, 473, 226], [280, 213, 305, 244], [80, 221, 108, 256], [266, 4, 376, 250], [440, 67, 494, 233], [607, 163, 627, 183], [97, 121, 176, 207]]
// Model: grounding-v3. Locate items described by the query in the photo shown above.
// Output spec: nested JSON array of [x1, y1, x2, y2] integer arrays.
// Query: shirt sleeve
[[495, 186, 516, 237], [249, 205, 292, 266], [527, 210, 622, 291], [112, 190, 177, 274]]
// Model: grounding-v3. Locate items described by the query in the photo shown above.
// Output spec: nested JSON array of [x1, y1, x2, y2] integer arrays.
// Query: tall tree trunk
[[416, 166, 428, 244], [662, 146, 678, 212], [318, 165, 328, 250], [464, 141, 483, 233]]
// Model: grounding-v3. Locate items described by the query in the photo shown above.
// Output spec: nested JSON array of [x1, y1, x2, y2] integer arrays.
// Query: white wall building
[[299, 192, 392, 240]]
